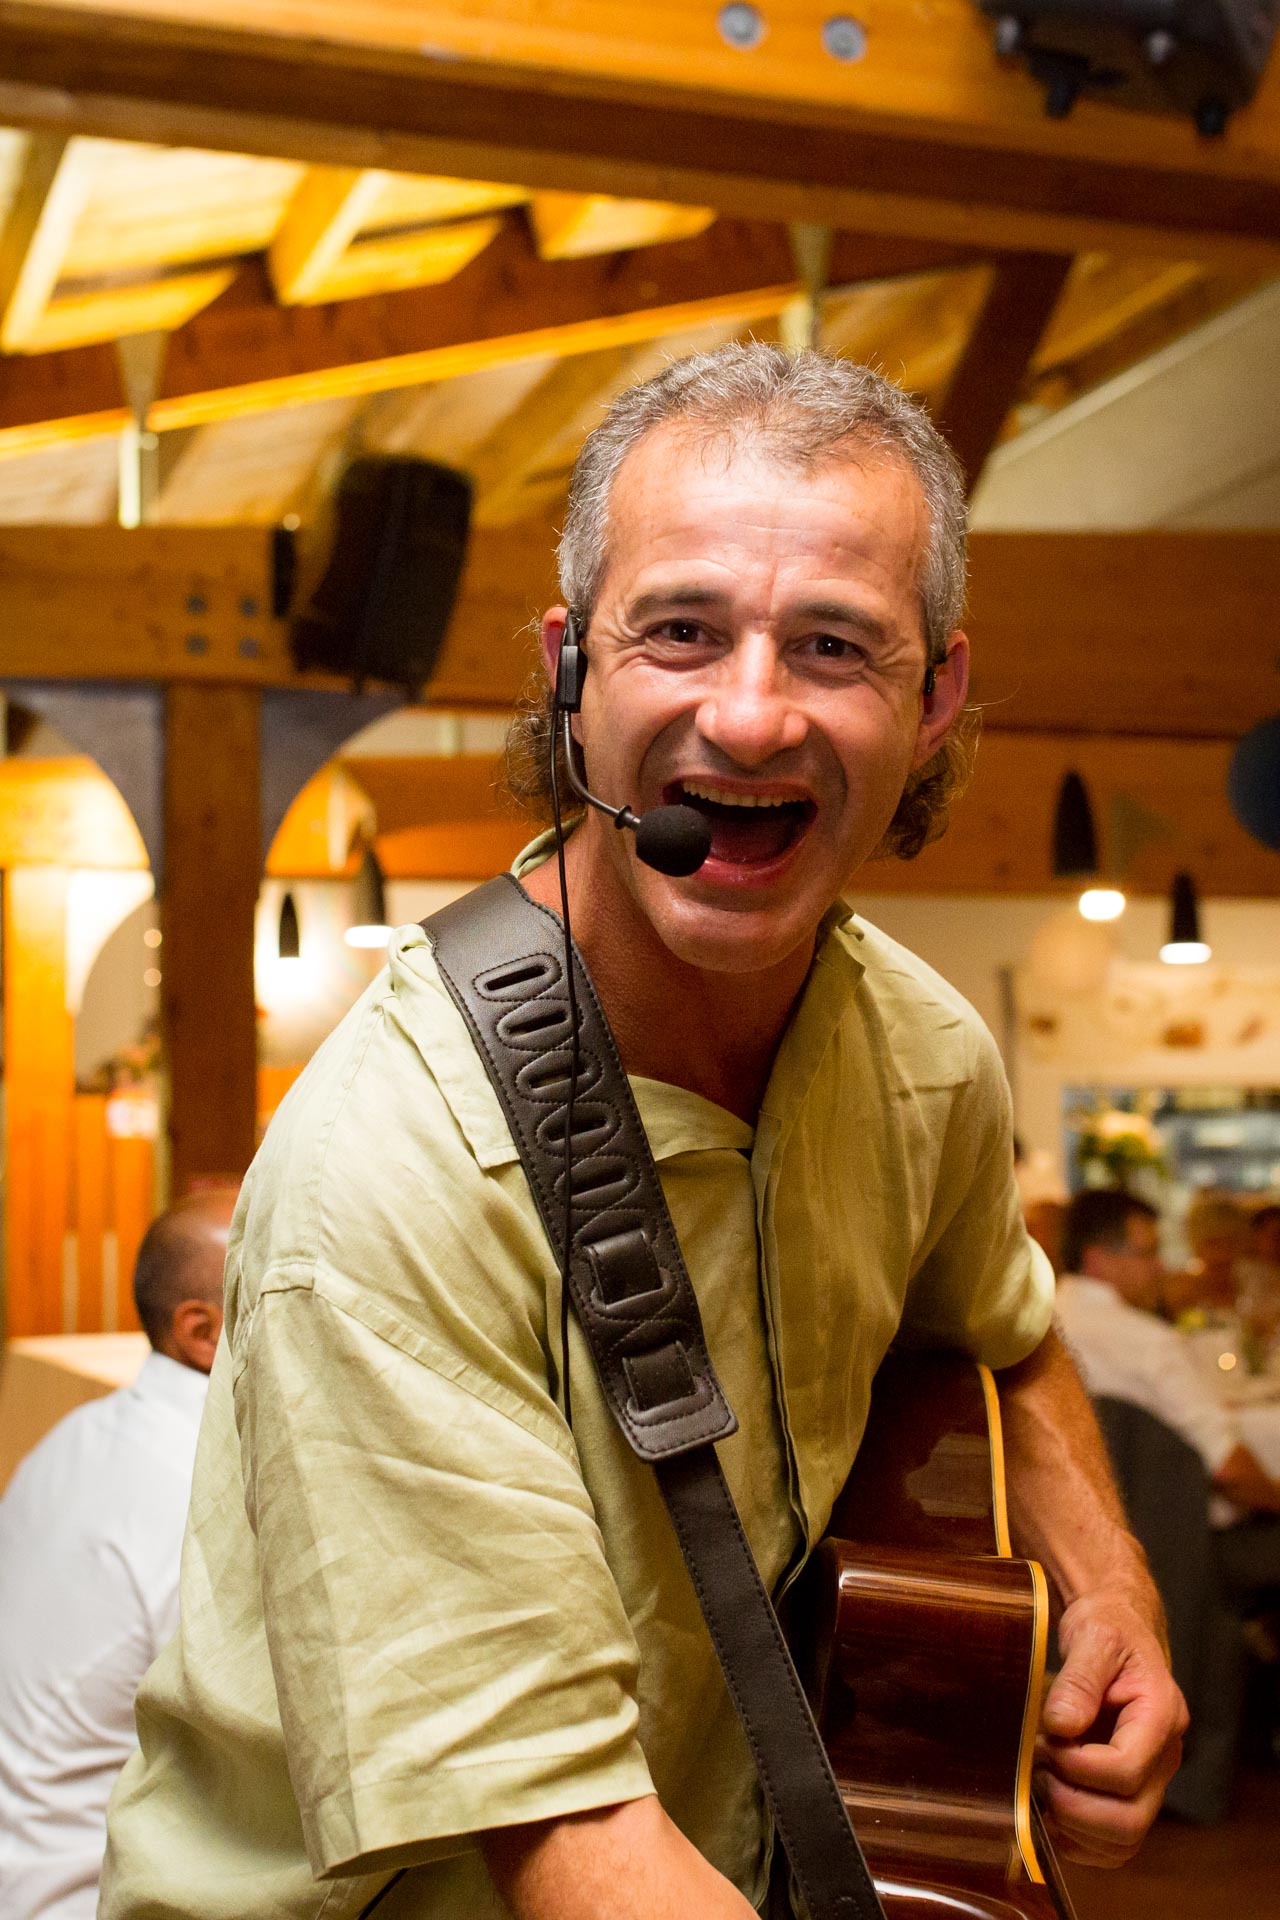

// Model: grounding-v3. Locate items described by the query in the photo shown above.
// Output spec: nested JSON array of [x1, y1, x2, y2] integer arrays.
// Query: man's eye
[[655, 620, 705, 645], [811, 634, 861, 660]]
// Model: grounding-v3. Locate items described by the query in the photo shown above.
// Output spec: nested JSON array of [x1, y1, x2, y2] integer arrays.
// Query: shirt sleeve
[[898, 1021, 1055, 1370], [229, 1038, 653, 1881]]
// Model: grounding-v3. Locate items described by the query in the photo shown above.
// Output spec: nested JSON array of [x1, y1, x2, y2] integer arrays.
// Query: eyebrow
[[626, 585, 726, 622]]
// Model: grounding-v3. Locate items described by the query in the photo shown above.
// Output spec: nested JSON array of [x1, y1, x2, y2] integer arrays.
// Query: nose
[[693, 635, 809, 768]]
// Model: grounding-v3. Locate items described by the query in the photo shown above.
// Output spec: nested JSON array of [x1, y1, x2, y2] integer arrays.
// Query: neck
[[521, 829, 815, 1123]]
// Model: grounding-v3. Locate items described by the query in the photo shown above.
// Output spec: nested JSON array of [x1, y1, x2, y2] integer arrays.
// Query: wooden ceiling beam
[[0, 132, 90, 352], [21, 264, 238, 354], [0, 220, 970, 454], [269, 165, 509, 305], [289, 215, 502, 305], [1033, 256, 1206, 373], [866, 731, 1280, 898], [965, 530, 1280, 737], [0, 515, 560, 697], [933, 253, 1075, 487], [3, 4, 1280, 265], [529, 193, 715, 262], [268, 165, 391, 305], [1025, 264, 1268, 416]]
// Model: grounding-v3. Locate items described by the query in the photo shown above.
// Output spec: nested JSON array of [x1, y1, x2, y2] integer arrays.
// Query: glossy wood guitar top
[[785, 1351, 1077, 1920]]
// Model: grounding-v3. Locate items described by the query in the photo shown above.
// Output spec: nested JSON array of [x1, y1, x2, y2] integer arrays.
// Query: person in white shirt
[[1055, 1187, 1280, 1592], [0, 1190, 235, 1920]]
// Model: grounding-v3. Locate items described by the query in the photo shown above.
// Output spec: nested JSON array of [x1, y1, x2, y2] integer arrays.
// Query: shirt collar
[[395, 834, 865, 1169], [132, 1348, 211, 1419]]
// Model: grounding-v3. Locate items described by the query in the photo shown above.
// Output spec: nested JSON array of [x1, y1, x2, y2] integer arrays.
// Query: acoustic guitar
[[785, 1350, 1078, 1919]]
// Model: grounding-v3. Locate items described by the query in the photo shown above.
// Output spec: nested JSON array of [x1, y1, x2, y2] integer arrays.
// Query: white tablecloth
[[1177, 1321, 1280, 1517]]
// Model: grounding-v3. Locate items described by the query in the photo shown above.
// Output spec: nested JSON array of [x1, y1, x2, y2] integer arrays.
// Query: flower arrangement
[[1073, 1106, 1168, 1189]]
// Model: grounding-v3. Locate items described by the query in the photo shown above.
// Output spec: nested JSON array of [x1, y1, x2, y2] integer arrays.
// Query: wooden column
[[161, 685, 259, 1196], [3, 866, 74, 1335]]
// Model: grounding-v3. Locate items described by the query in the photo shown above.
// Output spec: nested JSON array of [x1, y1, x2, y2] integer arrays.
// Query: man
[[1055, 1186, 1280, 1533], [1248, 1203, 1280, 1271], [1163, 1193, 1247, 1318], [102, 347, 1185, 1920], [0, 1191, 233, 1920], [1239, 1203, 1280, 1322]]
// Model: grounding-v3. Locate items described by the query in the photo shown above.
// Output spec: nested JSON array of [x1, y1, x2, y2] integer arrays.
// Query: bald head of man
[[132, 1189, 237, 1375]]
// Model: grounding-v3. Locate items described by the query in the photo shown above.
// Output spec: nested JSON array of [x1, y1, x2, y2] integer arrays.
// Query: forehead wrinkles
[[597, 426, 929, 620]]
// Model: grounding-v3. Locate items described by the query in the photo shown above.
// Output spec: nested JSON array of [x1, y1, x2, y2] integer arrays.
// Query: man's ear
[[169, 1297, 223, 1375], [541, 607, 569, 686], [911, 631, 970, 770]]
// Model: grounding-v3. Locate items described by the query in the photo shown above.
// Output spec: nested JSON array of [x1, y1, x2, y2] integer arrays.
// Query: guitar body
[[785, 1351, 1077, 1920]]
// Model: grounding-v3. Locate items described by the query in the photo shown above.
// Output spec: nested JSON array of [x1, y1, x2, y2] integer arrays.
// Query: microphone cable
[[549, 673, 579, 1435]]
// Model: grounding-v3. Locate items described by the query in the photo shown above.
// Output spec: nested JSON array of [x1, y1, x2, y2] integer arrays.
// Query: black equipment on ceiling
[[977, 0, 1280, 132], [289, 457, 473, 695]]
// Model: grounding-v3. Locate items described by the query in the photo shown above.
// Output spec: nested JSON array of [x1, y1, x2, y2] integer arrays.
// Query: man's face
[[1252, 1212, 1280, 1265], [545, 427, 968, 974], [1087, 1213, 1163, 1312]]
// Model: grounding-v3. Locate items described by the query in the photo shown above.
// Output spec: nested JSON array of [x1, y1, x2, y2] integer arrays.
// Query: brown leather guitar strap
[[425, 875, 884, 1920]]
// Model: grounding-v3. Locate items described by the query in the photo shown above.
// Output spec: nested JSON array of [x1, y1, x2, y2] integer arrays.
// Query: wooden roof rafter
[[2, 2, 1280, 267], [0, 131, 238, 355], [267, 165, 527, 306], [0, 220, 982, 458]]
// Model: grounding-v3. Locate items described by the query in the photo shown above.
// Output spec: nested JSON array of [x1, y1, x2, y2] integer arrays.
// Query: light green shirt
[[101, 864, 1052, 1920]]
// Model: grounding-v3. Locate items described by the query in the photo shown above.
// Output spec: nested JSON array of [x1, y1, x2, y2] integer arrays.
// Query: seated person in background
[[1246, 1202, 1280, 1275], [1162, 1193, 1248, 1320], [1055, 1188, 1280, 1594], [0, 1190, 234, 1920], [1238, 1203, 1280, 1332]]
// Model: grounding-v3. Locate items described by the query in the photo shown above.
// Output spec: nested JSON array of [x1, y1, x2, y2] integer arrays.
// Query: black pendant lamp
[[1051, 771, 1099, 879], [1160, 871, 1210, 965], [277, 890, 301, 960], [346, 846, 391, 950], [1051, 771, 1125, 920]]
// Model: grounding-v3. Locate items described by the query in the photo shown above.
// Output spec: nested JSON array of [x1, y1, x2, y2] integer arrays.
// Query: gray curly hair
[[507, 342, 978, 860]]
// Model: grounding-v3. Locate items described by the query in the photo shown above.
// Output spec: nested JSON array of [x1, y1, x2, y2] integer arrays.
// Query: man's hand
[[996, 1330, 1190, 1867], [1036, 1587, 1188, 1866]]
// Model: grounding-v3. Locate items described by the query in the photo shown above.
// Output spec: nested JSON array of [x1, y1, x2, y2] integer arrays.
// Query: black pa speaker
[[979, 0, 1280, 129], [289, 457, 473, 694]]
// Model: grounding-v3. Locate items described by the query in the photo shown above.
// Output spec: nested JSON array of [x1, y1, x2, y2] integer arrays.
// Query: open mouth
[[667, 780, 817, 868]]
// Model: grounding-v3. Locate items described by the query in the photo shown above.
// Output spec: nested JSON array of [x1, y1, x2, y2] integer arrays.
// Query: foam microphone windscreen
[[290, 457, 473, 693], [634, 805, 713, 877]]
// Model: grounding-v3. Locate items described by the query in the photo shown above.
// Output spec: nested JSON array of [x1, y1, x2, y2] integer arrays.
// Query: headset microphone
[[555, 614, 711, 878]]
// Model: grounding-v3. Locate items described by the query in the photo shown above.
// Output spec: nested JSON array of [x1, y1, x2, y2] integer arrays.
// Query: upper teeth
[[681, 782, 793, 809]]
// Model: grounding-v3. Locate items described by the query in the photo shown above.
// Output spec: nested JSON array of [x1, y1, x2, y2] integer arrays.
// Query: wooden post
[[72, 1093, 108, 1332], [161, 685, 259, 1197], [3, 866, 75, 1335]]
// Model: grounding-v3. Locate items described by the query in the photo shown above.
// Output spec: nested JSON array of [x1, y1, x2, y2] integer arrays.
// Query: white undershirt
[[1055, 1275, 1239, 1481], [0, 1351, 208, 1920]]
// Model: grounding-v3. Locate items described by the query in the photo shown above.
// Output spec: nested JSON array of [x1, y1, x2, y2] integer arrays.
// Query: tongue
[[703, 801, 799, 866]]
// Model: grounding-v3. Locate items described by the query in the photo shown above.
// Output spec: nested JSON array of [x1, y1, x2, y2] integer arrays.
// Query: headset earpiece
[[556, 610, 587, 713], [923, 662, 936, 699]]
